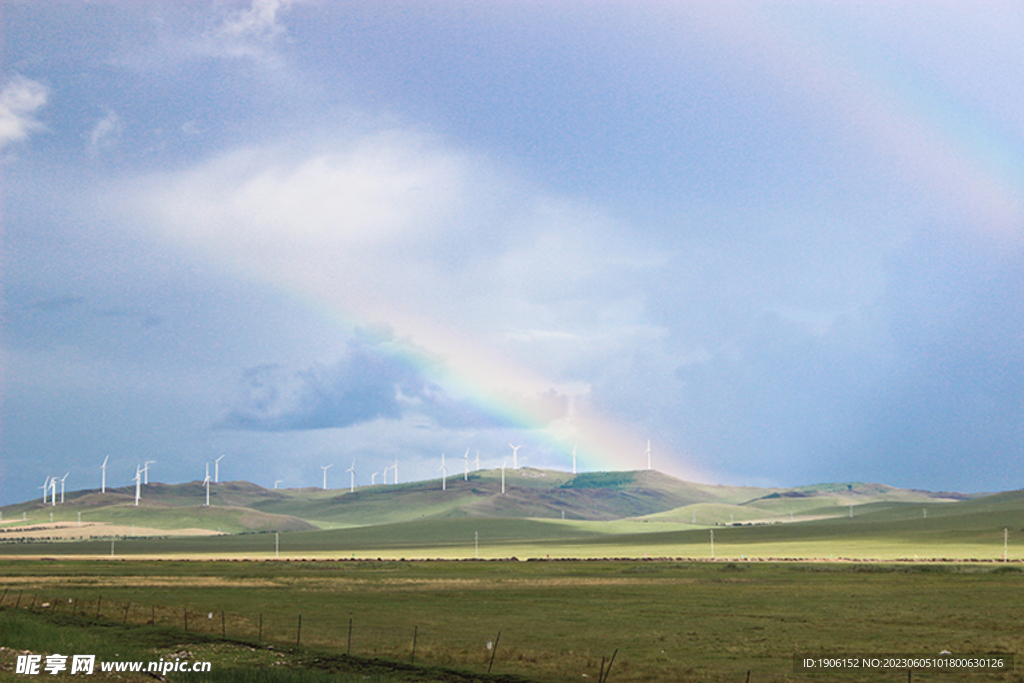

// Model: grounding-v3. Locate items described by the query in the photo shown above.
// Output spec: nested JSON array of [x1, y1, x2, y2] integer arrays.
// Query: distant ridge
[[0, 468, 975, 535]]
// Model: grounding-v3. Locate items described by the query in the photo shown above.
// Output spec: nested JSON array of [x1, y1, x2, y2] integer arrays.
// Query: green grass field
[[2, 474, 1022, 680], [1, 559, 1022, 682]]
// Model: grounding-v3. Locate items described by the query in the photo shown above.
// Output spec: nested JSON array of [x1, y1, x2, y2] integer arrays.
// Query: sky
[[2, 1, 1023, 504]]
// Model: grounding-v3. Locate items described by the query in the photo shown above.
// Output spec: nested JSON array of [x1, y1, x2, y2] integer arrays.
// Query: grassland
[[2, 559, 1022, 682]]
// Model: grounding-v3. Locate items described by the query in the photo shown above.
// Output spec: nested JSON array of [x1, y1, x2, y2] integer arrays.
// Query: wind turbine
[[393, 458, 399, 485], [371, 471, 378, 485], [133, 465, 141, 506], [347, 461, 355, 493], [645, 440, 652, 471], [274, 479, 283, 489], [509, 444, 521, 469], [203, 471, 211, 506], [500, 461, 507, 494], [100, 456, 109, 493], [143, 460, 155, 485], [214, 455, 225, 483], [463, 449, 469, 481], [321, 464, 333, 490], [475, 450, 480, 471], [572, 444, 577, 475], [50, 478, 56, 507], [40, 476, 51, 504], [439, 453, 448, 491], [59, 472, 69, 503]]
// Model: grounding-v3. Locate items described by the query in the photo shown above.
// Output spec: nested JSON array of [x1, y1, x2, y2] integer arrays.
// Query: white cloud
[[219, 0, 293, 41], [119, 126, 663, 418], [87, 109, 123, 155], [0, 77, 48, 150], [205, 0, 296, 60]]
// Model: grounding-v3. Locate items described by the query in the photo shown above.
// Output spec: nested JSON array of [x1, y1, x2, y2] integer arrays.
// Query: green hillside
[[2, 470, 1019, 561]]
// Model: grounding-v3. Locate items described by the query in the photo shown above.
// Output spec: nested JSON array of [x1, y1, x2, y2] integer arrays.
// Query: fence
[[0, 588, 622, 682]]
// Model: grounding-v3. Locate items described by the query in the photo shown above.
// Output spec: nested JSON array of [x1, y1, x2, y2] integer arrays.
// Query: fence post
[[259, 614, 263, 642], [411, 626, 418, 664], [184, 609, 188, 632], [601, 649, 618, 683], [96, 595, 102, 619], [347, 618, 353, 655], [0, 588, 7, 606], [487, 631, 501, 674], [123, 602, 130, 624], [14, 590, 22, 609], [222, 611, 226, 638], [296, 614, 302, 647]]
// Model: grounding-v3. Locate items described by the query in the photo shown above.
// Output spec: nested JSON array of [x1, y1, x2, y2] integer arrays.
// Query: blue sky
[[2, 1, 1023, 503]]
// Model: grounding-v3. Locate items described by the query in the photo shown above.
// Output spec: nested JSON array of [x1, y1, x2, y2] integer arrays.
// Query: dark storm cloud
[[217, 339, 525, 432]]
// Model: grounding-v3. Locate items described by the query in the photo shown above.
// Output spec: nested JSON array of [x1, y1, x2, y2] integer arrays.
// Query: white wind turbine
[[645, 440, 652, 471], [572, 444, 577, 475], [133, 465, 141, 506], [59, 472, 69, 504], [40, 476, 51, 504], [439, 453, 447, 491], [475, 450, 480, 471], [204, 470, 211, 506], [321, 464, 333, 490], [393, 458, 399, 484], [463, 449, 469, 481], [509, 444, 521, 469], [500, 460, 507, 494], [371, 471, 378, 485], [347, 461, 355, 493], [100, 456, 109, 493], [143, 460, 155, 485], [214, 454, 225, 483], [50, 478, 57, 507], [274, 479, 283, 489]]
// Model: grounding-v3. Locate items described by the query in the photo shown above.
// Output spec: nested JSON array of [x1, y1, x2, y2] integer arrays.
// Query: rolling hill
[[0, 468, 977, 535]]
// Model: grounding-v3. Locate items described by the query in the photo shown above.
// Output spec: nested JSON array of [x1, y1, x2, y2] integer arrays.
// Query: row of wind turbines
[[322, 440, 656, 495], [37, 440, 656, 507]]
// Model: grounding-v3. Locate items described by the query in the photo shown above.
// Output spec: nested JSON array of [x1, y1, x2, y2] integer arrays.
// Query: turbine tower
[[463, 449, 469, 481], [509, 444, 521, 469], [321, 464, 333, 490], [393, 458, 399, 485], [59, 472, 69, 504], [100, 456, 109, 494], [274, 479, 283, 489], [439, 453, 447, 491], [500, 461, 507, 494], [371, 471, 378, 485], [475, 450, 480, 471], [203, 471, 211, 506], [133, 465, 141, 507], [572, 444, 577, 475], [347, 461, 355, 493], [40, 476, 51, 504], [645, 440, 652, 471], [214, 454, 225, 483], [143, 460, 155, 485], [50, 478, 56, 507]]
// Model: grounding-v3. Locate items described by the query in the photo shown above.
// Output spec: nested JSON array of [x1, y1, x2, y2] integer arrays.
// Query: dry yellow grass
[[0, 522, 220, 541]]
